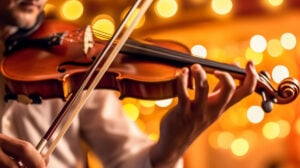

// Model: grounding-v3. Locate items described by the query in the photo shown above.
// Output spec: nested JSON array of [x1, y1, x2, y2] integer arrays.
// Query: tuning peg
[[260, 70, 271, 80], [260, 90, 273, 113]]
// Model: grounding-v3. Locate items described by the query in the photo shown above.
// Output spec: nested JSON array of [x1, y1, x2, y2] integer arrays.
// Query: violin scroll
[[257, 71, 299, 112], [277, 77, 300, 103]]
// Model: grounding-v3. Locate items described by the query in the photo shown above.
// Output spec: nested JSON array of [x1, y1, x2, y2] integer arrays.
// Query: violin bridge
[[83, 25, 94, 55]]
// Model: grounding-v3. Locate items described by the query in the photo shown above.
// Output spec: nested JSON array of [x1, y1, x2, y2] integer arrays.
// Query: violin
[[1, 19, 299, 113]]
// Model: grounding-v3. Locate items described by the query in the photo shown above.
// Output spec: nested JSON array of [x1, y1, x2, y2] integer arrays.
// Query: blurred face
[[0, 0, 47, 29]]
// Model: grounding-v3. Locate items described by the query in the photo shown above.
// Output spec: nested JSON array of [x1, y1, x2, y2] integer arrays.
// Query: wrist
[[149, 142, 183, 168]]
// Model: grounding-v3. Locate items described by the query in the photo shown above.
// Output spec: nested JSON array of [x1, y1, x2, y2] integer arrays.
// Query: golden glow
[[191, 45, 207, 58], [91, 15, 115, 40], [247, 106, 265, 124], [189, 0, 207, 4], [217, 131, 235, 149], [123, 103, 139, 121], [208, 131, 219, 149], [267, 39, 283, 57], [209, 47, 233, 63], [60, 0, 84, 20], [233, 57, 247, 68], [271, 65, 289, 83], [148, 133, 159, 141], [139, 100, 156, 108], [262, 122, 280, 140], [136, 119, 146, 131], [296, 119, 300, 135], [281, 32, 297, 50], [211, 0, 233, 15], [245, 47, 263, 65], [155, 99, 173, 107], [87, 151, 103, 168], [228, 108, 249, 127], [155, 0, 178, 18], [277, 120, 291, 138], [219, 108, 248, 129], [140, 106, 155, 116], [44, 3, 56, 15], [241, 130, 258, 145], [121, 8, 145, 29], [250, 35, 267, 53], [267, 0, 284, 7], [231, 138, 249, 157]]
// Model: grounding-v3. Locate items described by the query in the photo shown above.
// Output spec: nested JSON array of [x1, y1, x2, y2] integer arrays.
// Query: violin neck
[[122, 39, 246, 80]]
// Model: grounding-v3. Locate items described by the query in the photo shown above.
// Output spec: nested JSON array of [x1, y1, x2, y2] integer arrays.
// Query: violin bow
[[35, 0, 154, 157]]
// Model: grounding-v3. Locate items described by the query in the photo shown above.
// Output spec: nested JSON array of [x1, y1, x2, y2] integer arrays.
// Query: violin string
[[88, 29, 112, 41], [90, 29, 245, 74], [76, 27, 245, 76]]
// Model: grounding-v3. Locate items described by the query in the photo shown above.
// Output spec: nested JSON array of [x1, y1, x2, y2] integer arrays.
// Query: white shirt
[[0, 41, 183, 168], [1, 89, 155, 167]]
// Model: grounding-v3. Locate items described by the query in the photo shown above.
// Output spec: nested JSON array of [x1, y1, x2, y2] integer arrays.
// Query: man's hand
[[150, 61, 257, 167], [0, 134, 46, 168]]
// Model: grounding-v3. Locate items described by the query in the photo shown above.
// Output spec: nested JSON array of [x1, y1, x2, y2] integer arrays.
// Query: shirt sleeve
[[78, 89, 183, 168]]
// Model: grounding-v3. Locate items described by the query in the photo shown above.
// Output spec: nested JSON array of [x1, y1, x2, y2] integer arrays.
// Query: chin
[[11, 11, 40, 29]]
